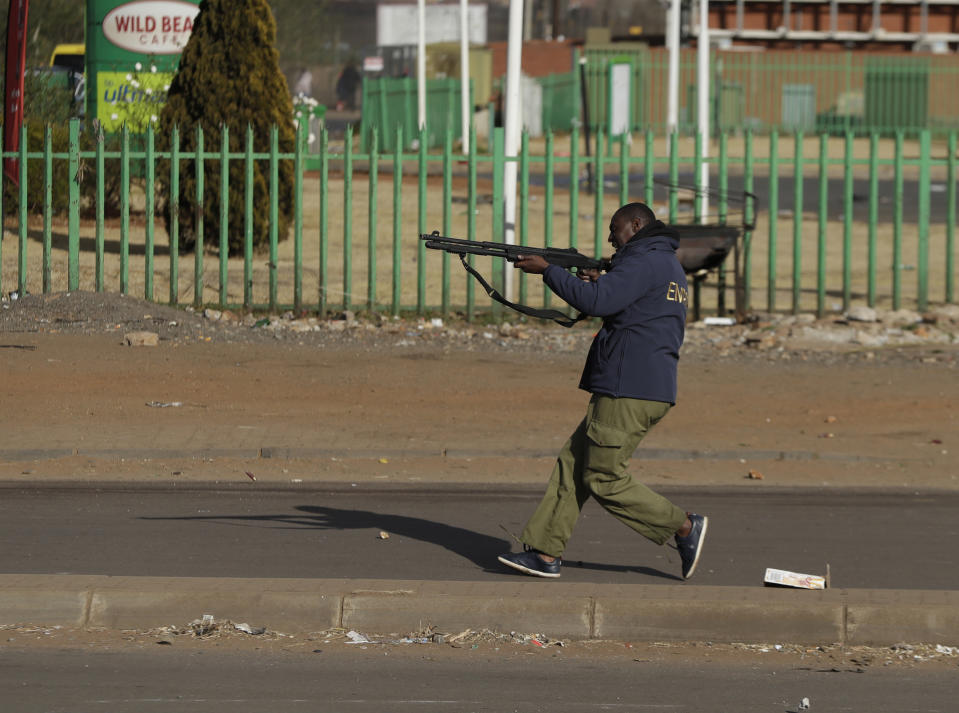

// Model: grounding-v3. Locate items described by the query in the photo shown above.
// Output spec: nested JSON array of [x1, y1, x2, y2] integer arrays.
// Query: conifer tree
[[157, 0, 295, 255]]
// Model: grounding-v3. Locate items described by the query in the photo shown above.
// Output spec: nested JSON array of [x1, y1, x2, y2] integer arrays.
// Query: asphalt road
[[512, 169, 955, 226], [2, 484, 957, 589], [2, 644, 956, 713]]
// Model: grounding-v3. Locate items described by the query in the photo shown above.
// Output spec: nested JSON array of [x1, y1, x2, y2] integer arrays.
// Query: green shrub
[[2, 123, 72, 215], [157, 0, 296, 256], [1, 67, 82, 216], [2, 122, 127, 219]]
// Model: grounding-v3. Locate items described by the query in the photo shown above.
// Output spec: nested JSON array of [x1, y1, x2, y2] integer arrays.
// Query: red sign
[[4, 0, 29, 185]]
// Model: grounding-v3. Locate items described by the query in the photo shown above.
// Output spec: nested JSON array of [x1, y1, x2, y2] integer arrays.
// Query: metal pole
[[417, 0, 426, 130], [666, 0, 680, 136], [578, 55, 593, 192], [460, 0, 470, 154], [503, 0, 524, 300], [697, 0, 710, 222]]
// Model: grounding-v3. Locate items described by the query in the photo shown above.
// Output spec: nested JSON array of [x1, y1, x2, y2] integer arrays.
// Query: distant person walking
[[335, 62, 361, 110], [497, 202, 708, 581], [294, 67, 313, 97]]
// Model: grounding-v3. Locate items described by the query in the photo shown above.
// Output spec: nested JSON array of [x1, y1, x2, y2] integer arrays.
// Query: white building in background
[[376, 3, 488, 46]]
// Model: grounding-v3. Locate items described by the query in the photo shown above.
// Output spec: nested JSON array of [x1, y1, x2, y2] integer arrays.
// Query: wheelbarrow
[[673, 223, 745, 322]]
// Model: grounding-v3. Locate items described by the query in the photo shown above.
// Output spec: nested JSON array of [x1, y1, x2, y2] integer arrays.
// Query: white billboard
[[377, 4, 487, 47]]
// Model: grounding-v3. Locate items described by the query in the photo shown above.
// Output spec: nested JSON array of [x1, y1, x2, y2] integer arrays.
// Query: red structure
[[706, 0, 959, 52]]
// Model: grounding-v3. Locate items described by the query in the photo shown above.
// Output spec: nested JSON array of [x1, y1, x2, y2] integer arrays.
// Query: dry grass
[[2, 133, 954, 314]]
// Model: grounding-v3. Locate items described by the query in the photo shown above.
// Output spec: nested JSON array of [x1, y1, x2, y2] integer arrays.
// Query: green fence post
[[358, 77, 368, 151], [144, 125, 155, 300], [917, 129, 931, 312], [169, 125, 179, 304], [742, 129, 754, 314], [43, 126, 52, 293], [0, 132, 4, 295], [544, 130, 554, 310], [244, 124, 254, 310], [319, 127, 329, 315], [768, 129, 779, 313], [194, 125, 205, 308], [491, 127, 505, 319], [718, 132, 728, 225], [668, 131, 678, 222], [68, 119, 80, 292], [892, 132, 904, 311], [693, 131, 703, 222], [121, 126, 131, 295], [96, 126, 106, 293], [417, 125, 427, 314], [467, 123, 477, 320], [867, 132, 879, 307], [17, 124, 27, 296], [442, 126, 454, 315], [392, 125, 402, 317], [519, 130, 530, 307], [644, 129, 654, 207], [842, 131, 853, 312], [618, 133, 629, 207], [268, 125, 279, 311], [717, 130, 729, 314], [487, 102, 495, 152], [569, 126, 580, 250], [368, 125, 378, 312], [218, 126, 229, 307], [343, 123, 354, 312], [403, 79, 414, 147], [947, 132, 956, 304], [594, 127, 604, 258], [0, 132, 3, 296], [817, 134, 828, 318], [792, 131, 803, 315]]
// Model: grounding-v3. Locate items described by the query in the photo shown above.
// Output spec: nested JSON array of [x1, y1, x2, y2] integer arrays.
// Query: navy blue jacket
[[542, 222, 688, 404]]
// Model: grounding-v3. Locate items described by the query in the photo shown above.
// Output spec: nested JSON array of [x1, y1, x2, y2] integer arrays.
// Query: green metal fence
[[1, 118, 956, 319], [538, 71, 579, 133], [359, 76, 472, 151], [565, 49, 959, 137]]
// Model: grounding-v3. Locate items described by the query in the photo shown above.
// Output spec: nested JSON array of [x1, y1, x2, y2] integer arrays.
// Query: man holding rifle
[[497, 202, 708, 580]]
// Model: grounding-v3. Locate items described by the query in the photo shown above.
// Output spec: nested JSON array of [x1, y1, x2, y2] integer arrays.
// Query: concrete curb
[[2, 575, 957, 647]]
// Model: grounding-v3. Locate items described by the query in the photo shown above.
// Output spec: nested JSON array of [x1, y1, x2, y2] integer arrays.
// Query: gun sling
[[456, 253, 588, 328]]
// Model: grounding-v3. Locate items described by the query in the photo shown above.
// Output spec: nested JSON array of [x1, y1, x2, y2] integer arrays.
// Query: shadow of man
[[292, 504, 511, 572], [142, 502, 511, 573], [140, 501, 680, 581]]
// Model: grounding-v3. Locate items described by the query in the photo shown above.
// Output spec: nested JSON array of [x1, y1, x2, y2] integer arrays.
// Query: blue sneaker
[[675, 513, 708, 580], [497, 546, 561, 579]]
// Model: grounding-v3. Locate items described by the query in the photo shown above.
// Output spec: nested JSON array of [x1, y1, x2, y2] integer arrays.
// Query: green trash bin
[[864, 58, 929, 134]]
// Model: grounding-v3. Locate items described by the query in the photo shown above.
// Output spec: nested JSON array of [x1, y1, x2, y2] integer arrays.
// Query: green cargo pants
[[521, 394, 687, 558]]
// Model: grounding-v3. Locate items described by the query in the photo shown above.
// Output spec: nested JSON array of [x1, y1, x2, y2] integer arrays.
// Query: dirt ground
[[2, 292, 958, 659], [1, 291, 956, 490], [2, 621, 958, 672]]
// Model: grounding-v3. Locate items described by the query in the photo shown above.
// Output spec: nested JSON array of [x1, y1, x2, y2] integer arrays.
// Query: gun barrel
[[421, 232, 605, 271]]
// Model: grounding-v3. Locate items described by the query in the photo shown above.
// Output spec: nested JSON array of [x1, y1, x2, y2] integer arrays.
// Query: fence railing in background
[[538, 71, 579, 134], [359, 76, 472, 151], [1, 118, 956, 320], [563, 49, 959, 137], [361, 50, 959, 141]]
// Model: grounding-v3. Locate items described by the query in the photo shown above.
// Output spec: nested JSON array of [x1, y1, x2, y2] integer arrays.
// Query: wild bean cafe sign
[[103, 0, 198, 54], [88, 0, 201, 131]]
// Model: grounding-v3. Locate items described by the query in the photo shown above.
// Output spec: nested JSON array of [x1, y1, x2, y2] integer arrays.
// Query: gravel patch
[[2, 290, 957, 367]]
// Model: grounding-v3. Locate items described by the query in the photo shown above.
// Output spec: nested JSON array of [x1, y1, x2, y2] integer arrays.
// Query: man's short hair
[[614, 202, 656, 228]]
